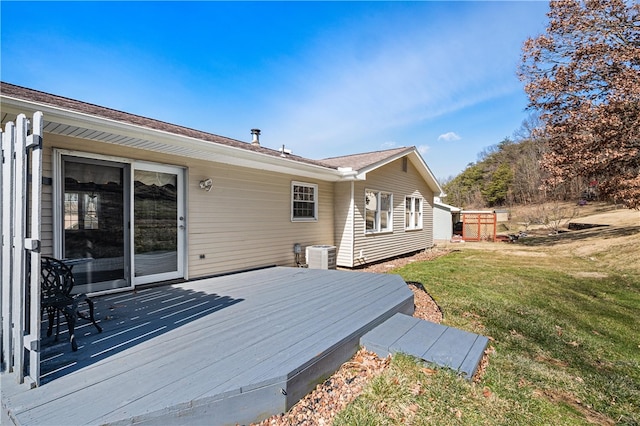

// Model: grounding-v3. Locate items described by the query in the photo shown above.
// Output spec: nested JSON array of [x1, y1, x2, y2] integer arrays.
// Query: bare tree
[[519, 0, 640, 208], [532, 202, 579, 234], [512, 113, 544, 141]]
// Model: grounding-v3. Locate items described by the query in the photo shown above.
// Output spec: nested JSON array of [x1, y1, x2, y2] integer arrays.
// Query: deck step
[[360, 313, 489, 379]]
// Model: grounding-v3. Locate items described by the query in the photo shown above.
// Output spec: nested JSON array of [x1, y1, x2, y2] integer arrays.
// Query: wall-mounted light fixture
[[199, 178, 213, 192]]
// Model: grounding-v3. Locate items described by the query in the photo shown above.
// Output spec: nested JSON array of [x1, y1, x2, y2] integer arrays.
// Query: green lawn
[[335, 248, 640, 425]]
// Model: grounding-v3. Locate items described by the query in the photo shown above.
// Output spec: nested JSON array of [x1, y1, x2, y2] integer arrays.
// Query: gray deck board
[[390, 318, 447, 356], [422, 326, 481, 371], [360, 313, 489, 380], [2, 267, 414, 425], [458, 333, 491, 379]]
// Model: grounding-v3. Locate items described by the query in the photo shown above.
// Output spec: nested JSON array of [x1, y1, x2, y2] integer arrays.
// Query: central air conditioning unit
[[306, 245, 337, 270]]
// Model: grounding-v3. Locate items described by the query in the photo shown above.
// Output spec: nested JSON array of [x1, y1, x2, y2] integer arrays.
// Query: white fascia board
[[336, 167, 359, 181], [435, 201, 461, 212], [407, 151, 445, 196], [2, 96, 345, 182]]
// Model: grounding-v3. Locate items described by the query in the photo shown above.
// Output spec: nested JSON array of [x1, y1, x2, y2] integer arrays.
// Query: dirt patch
[[571, 207, 640, 227], [535, 354, 569, 368], [353, 247, 451, 274], [508, 202, 638, 231], [508, 250, 549, 257], [572, 271, 609, 279], [537, 389, 616, 425]]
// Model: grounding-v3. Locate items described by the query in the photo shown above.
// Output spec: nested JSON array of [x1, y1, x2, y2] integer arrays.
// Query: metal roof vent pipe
[[250, 128, 261, 146]]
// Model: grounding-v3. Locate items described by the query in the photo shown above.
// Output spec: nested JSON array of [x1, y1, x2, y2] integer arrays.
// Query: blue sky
[[1, 1, 549, 181]]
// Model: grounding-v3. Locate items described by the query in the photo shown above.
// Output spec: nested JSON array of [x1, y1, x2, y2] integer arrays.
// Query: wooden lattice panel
[[462, 212, 496, 242]]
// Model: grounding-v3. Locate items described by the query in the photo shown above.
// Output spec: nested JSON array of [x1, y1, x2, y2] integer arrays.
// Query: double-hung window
[[365, 190, 393, 233], [291, 182, 318, 221], [405, 196, 423, 230]]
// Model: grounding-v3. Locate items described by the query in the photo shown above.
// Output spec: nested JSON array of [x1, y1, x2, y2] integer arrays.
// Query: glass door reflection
[[134, 168, 182, 283], [63, 158, 129, 293]]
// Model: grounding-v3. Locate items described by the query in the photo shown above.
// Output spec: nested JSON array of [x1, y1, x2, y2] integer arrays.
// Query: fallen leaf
[[483, 387, 492, 398], [410, 383, 423, 396], [421, 367, 437, 375]]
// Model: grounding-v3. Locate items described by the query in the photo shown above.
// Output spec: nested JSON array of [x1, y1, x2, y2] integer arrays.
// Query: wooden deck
[[2, 267, 414, 425]]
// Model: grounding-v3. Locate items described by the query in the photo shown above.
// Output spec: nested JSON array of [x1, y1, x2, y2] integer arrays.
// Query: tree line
[[441, 117, 594, 209]]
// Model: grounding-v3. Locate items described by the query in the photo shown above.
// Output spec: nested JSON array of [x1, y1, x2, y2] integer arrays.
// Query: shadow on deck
[[40, 285, 245, 384]]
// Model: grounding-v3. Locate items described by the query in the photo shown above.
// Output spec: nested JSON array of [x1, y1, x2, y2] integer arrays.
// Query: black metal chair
[[41, 256, 102, 351]]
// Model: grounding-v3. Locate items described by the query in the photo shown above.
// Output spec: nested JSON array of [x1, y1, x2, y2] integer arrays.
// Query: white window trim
[[365, 189, 393, 234], [405, 196, 424, 230], [291, 181, 318, 222]]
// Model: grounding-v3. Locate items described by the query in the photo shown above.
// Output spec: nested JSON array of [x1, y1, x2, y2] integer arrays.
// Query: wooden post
[[1, 121, 15, 371], [12, 114, 28, 382], [25, 111, 43, 386]]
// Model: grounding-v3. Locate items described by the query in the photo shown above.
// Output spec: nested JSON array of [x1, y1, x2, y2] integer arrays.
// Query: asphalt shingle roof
[[321, 147, 414, 171], [1, 82, 417, 173]]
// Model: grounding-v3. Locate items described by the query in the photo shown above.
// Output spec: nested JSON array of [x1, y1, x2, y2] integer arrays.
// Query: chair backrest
[[41, 257, 75, 301]]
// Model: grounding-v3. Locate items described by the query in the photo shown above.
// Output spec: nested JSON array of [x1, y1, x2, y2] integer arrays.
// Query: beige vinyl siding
[[41, 144, 54, 257], [40, 133, 334, 279], [352, 157, 434, 265], [333, 181, 355, 268], [186, 159, 334, 277]]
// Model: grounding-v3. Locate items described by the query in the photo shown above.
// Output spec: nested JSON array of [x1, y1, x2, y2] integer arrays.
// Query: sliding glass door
[[133, 164, 185, 285], [57, 152, 185, 293]]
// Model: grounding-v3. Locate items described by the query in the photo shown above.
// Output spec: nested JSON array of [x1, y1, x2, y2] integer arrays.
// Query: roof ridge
[[321, 146, 412, 161]]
